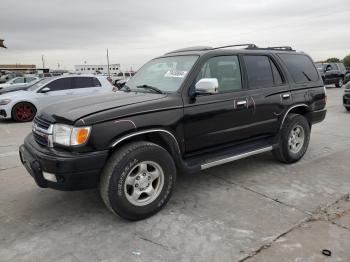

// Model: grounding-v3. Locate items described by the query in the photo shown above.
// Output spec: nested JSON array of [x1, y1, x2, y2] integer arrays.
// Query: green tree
[[326, 57, 340, 63], [343, 55, 350, 68]]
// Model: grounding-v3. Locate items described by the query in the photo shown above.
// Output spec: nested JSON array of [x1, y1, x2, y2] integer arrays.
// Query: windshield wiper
[[137, 84, 164, 94], [121, 84, 131, 92]]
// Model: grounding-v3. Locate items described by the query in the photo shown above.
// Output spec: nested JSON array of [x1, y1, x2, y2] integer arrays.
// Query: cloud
[[1, 0, 349, 70]]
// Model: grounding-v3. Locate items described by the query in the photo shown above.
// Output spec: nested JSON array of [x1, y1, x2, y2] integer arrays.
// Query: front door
[[183, 55, 254, 153]]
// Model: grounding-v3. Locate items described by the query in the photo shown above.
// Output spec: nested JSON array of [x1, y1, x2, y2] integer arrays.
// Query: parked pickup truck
[[19, 44, 327, 220], [315, 62, 347, 88]]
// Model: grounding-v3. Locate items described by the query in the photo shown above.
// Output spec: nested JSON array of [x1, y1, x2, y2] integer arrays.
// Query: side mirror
[[195, 78, 219, 95], [40, 87, 51, 93], [116, 80, 126, 89]]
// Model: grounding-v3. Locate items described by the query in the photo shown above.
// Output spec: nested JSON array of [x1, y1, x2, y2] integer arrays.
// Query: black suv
[[19, 44, 327, 220], [315, 62, 347, 88]]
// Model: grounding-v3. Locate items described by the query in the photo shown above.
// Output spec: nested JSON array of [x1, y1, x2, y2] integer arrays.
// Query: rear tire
[[335, 77, 343, 88], [273, 114, 310, 163], [99, 141, 176, 220], [345, 107, 350, 112], [12, 102, 36, 122]]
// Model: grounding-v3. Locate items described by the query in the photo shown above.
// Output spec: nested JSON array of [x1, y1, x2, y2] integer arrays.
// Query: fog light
[[43, 172, 57, 182]]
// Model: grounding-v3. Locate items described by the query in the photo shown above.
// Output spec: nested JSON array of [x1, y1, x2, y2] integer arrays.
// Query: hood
[[0, 90, 29, 99], [0, 83, 11, 88], [38, 91, 167, 124], [0, 86, 27, 95]]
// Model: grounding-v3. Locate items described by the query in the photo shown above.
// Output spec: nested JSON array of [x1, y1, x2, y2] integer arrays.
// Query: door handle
[[282, 93, 290, 99], [236, 100, 247, 108]]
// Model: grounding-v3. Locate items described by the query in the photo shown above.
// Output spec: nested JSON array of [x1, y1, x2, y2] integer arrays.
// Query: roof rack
[[212, 44, 258, 50], [165, 44, 295, 54], [246, 45, 295, 51], [165, 46, 213, 54]]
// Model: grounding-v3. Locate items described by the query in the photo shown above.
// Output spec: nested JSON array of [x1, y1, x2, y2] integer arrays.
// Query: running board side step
[[200, 146, 273, 170]]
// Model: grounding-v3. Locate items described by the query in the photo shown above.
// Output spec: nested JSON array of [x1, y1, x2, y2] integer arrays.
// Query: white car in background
[[0, 75, 114, 122], [0, 76, 39, 89]]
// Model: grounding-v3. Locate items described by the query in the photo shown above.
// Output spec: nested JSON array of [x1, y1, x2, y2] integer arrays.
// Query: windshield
[[27, 78, 53, 91], [126, 55, 198, 93]]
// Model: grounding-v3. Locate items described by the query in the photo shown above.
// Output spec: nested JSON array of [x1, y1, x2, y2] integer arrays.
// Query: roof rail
[[165, 44, 295, 54], [165, 46, 213, 54], [213, 44, 258, 50], [246, 46, 295, 51]]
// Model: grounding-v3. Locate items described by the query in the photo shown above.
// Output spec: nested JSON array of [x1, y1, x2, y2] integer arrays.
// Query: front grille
[[34, 116, 51, 130], [33, 132, 48, 146], [33, 116, 53, 147]]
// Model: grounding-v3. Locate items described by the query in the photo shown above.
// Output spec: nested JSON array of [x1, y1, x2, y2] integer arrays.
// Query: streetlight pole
[[106, 48, 110, 77]]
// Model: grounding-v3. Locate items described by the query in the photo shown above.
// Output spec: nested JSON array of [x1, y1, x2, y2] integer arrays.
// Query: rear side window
[[278, 54, 319, 84], [73, 77, 99, 89], [92, 78, 102, 87], [47, 78, 72, 91], [244, 56, 283, 88]]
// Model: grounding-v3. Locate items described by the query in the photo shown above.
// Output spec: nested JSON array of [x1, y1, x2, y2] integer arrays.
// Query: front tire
[[273, 114, 310, 163], [12, 102, 36, 122], [335, 77, 343, 88], [99, 141, 176, 220]]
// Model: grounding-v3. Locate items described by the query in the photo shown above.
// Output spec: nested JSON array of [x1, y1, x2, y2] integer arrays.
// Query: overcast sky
[[1, 0, 349, 71]]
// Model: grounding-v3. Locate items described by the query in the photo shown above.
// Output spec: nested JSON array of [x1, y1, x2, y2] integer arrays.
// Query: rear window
[[278, 54, 319, 84]]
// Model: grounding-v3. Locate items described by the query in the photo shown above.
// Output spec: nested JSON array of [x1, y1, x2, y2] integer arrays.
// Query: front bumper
[[343, 92, 350, 108], [305, 108, 327, 125], [19, 134, 109, 191], [0, 106, 11, 119]]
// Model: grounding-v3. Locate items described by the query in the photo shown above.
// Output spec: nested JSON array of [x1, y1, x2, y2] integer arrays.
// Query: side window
[[278, 54, 319, 84], [13, 77, 25, 83], [47, 78, 72, 91], [92, 78, 102, 87], [74, 77, 94, 89], [270, 60, 283, 85], [196, 56, 242, 93], [244, 56, 274, 89], [25, 77, 36, 83]]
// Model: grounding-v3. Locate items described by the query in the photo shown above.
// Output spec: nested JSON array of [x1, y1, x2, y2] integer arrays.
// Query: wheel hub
[[288, 125, 305, 154], [124, 161, 164, 206], [136, 174, 151, 191]]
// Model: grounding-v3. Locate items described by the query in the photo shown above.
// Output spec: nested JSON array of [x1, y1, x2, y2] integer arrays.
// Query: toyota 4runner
[[19, 44, 327, 220]]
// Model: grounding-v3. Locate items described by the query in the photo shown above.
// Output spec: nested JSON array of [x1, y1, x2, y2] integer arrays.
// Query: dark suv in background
[[20, 44, 326, 220], [315, 62, 347, 88]]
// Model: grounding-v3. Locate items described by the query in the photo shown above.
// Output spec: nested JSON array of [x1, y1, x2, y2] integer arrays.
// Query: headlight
[[53, 124, 91, 146], [0, 99, 11, 105]]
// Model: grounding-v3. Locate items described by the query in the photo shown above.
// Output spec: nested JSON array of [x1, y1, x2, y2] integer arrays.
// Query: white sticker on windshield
[[164, 70, 188, 78]]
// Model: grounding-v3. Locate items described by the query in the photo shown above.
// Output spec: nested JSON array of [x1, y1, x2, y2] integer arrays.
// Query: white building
[[74, 64, 121, 74]]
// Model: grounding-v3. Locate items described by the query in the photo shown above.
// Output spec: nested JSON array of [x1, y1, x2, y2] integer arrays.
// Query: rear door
[[242, 54, 291, 136], [71, 76, 104, 97]]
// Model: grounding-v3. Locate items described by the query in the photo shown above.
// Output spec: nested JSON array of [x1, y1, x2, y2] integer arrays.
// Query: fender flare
[[279, 104, 309, 129], [110, 128, 181, 155]]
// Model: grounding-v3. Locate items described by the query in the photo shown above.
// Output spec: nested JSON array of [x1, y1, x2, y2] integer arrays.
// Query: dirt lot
[[0, 87, 349, 262]]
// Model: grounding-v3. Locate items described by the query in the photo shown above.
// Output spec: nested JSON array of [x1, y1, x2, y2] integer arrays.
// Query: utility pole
[[41, 55, 45, 69], [106, 48, 110, 77]]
